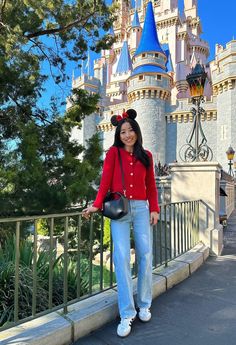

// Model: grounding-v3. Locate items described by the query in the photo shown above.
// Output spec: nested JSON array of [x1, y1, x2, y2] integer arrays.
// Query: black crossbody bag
[[102, 148, 129, 220]]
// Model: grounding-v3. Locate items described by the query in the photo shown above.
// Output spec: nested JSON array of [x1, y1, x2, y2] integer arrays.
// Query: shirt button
[[130, 162, 133, 165], [130, 195, 133, 198], [130, 173, 133, 176], [130, 184, 133, 187]]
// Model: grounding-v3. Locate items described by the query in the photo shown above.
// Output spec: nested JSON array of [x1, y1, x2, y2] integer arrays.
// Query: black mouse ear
[[126, 109, 137, 120], [111, 115, 119, 126]]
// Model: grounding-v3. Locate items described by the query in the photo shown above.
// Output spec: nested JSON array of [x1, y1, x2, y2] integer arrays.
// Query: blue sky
[[198, 0, 236, 61], [41, 0, 236, 113]]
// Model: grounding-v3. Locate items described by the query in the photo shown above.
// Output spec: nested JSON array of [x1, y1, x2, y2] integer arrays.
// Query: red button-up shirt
[[93, 146, 160, 213]]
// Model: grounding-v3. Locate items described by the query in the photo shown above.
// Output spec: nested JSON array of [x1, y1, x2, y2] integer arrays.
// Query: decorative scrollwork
[[179, 96, 213, 162], [179, 143, 213, 162]]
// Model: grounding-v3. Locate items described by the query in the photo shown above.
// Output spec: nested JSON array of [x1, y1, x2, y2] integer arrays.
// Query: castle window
[[139, 75, 144, 81], [142, 53, 146, 58], [156, 75, 162, 80], [155, 53, 159, 58]]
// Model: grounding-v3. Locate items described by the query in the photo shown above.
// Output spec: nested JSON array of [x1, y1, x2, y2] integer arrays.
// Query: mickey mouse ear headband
[[111, 109, 137, 126]]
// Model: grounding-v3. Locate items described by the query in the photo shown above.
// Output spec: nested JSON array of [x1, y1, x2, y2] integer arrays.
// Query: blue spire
[[131, 0, 141, 9], [132, 10, 140, 28], [162, 43, 174, 72], [131, 0, 136, 8], [116, 41, 133, 74], [134, 1, 164, 56]]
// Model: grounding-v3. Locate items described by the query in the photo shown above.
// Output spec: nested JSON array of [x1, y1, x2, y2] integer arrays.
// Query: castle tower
[[174, 0, 209, 99], [129, 9, 142, 56], [211, 40, 236, 170], [184, 0, 197, 21], [127, 1, 171, 163], [113, 0, 129, 46], [69, 72, 101, 147]]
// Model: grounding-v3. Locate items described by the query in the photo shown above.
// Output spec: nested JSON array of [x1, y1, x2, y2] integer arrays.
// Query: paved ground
[[74, 211, 236, 345]]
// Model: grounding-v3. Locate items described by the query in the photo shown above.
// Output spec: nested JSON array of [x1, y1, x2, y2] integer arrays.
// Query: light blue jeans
[[111, 200, 153, 319]]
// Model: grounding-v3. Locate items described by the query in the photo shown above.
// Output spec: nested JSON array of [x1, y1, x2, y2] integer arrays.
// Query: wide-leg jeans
[[111, 200, 153, 319]]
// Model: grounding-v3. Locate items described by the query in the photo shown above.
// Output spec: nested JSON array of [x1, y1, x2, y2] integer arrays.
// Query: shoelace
[[120, 318, 133, 328], [141, 308, 150, 313]]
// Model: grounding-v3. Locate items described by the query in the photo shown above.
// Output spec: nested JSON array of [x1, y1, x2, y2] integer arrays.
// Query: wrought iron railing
[[0, 200, 200, 331]]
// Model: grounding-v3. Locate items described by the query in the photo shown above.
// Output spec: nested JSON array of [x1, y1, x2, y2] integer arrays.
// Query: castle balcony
[[110, 71, 131, 83], [72, 75, 100, 91], [155, 7, 178, 20], [133, 53, 167, 71], [106, 81, 127, 96], [127, 74, 170, 93], [166, 95, 217, 123], [156, 10, 179, 29], [211, 69, 236, 91], [188, 36, 209, 50]]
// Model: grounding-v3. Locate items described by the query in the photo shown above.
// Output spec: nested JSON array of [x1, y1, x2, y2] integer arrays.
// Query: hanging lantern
[[186, 63, 207, 98]]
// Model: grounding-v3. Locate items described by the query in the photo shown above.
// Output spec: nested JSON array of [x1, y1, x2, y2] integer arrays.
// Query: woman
[[83, 109, 159, 337]]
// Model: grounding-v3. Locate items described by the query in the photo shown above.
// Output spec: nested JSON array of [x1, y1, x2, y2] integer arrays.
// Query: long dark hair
[[113, 118, 150, 168]]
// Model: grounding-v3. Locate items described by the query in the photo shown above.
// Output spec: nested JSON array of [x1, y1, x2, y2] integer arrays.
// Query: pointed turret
[[132, 10, 140, 28], [129, 8, 142, 55], [162, 43, 174, 73], [131, 0, 142, 9], [131, 2, 167, 77], [190, 47, 198, 68], [116, 41, 133, 74], [134, 1, 164, 56], [127, 1, 171, 164]]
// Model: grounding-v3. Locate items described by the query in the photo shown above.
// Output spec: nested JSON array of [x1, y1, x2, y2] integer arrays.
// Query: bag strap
[[117, 148, 126, 197]]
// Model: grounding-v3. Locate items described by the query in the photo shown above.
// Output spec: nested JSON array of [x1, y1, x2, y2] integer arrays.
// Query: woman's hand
[[82, 206, 99, 219], [150, 211, 159, 225]]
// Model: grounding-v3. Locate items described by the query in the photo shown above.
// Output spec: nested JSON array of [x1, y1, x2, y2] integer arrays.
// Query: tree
[[0, 0, 116, 135], [0, 118, 103, 216], [0, 0, 117, 215]]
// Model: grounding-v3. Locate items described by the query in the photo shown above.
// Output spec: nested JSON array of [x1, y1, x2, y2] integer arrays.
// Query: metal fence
[[0, 200, 200, 331]]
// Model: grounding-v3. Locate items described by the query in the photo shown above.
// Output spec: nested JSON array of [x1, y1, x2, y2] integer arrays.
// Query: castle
[[70, 0, 236, 172]]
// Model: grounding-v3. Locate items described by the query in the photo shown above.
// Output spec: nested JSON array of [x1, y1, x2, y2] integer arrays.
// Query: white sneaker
[[138, 308, 151, 322], [117, 317, 135, 337]]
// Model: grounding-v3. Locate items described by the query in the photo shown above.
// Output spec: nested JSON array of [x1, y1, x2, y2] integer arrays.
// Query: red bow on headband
[[116, 112, 128, 122]]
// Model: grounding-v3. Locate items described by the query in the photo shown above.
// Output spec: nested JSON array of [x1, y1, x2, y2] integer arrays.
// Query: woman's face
[[120, 121, 137, 151]]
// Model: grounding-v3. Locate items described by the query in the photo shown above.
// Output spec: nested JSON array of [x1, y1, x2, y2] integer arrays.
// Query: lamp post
[[226, 146, 235, 176], [179, 63, 213, 162]]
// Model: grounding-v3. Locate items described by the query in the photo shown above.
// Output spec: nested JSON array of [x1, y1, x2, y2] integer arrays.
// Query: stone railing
[[220, 170, 235, 220]]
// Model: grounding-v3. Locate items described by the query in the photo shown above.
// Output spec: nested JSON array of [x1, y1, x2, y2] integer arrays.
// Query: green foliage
[[0, 119, 103, 216], [66, 90, 100, 126], [0, 236, 53, 326], [0, 233, 115, 328], [0, 1, 112, 217], [103, 217, 111, 249], [36, 219, 49, 236], [0, 0, 116, 131], [0, 235, 86, 327]]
